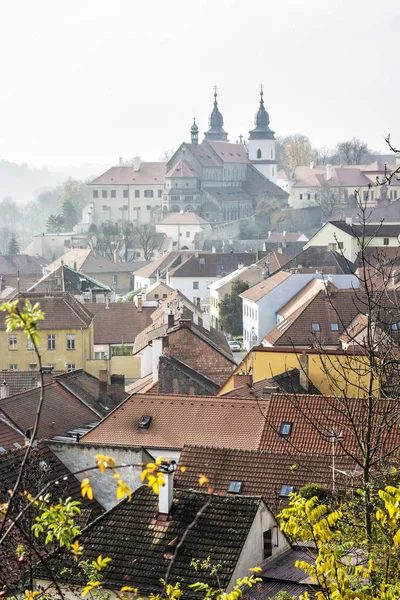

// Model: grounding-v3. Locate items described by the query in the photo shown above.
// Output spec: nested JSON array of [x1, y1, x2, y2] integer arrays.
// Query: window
[[163, 293, 168, 298], [67, 334, 76, 350], [338, 241, 344, 249], [135, 190, 140, 198], [138, 415, 152, 429], [113, 275, 118, 286], [111, 189, 116, 198], [330, 322, 339, 331], [102, 190, 108, 198], [102, 205, 108, 210], [123, 189, 129, 198], [144, 190, 154, 198], [306, 193, 310, 200], [311, 323, 321, 332], [154, 294, 159, 299], [391, 322, 400, 331], [256, 149, 262, 159], [158, 189, 162, 198], [27, 339, 35, 351], [193, 281, 199, 290], [9, 364, 18, 371], [93, 190, 98, 198], [8, 334, 17, 350], [228, 481, 242, 494], [263, 530, 272, 559], [147, 205, 152, 210], [47, 334, 56, 350], [279, 422, 292, 437], [299, 193, 303, 200], [370, 191, 374, 202], [384, 237, 389, 246], [186, 231, 190, 237], [280, 485, 295, 497], [67, 364, 76, 373], [394, 190, 398, 199]]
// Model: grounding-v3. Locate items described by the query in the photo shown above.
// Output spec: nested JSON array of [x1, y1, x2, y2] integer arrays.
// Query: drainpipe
[[81, 327, 85, 369]]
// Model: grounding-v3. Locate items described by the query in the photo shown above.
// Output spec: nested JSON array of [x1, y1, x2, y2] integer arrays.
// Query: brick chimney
[[167, 313, 174, 328], [137, 295, 143, 312], [98, 369, 108, 404], [299, 352, 309, 391], [233, 372, 253, 389], [179, 318, 192, 329], [110, 374, 125, 405]]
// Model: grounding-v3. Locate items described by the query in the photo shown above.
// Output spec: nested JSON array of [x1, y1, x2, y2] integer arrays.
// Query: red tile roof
[[80, 393, 269, 450], [0, 417, 25, 451], [89, 163, 166, 185], [158, 212, 209, 225], [206, 141, 250, 164], [166, 159, 199, 178], [86, 302, 154, 344]]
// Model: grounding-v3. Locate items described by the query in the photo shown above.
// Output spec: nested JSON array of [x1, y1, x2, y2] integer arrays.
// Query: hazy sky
[[1, 0, 399, 168]]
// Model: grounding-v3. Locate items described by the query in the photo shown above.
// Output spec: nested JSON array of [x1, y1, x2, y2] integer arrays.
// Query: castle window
[[257, 149, 262, 159]]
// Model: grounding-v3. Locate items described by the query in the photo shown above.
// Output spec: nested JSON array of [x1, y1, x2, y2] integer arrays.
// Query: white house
[[303, 220, 400, 263], [240, 271, 360, 350], [156, 211, 212, 249]]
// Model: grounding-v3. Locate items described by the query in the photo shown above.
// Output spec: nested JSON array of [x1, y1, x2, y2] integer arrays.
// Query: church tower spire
[[190, 116, 199, 145], [248, 85, 277, 183], [204, 87, 228, 142]]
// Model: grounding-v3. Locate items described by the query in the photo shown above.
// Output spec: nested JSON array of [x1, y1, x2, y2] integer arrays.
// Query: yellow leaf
[[180, 466, 187, 473], [198, 474, 209, 486], [156, 456, 163, 465], [120, 587, 138, 593], [249, 567, 262, 573], [141, 469, 148, 482], [82, 581, 101, 597], [71, 540, 84, 557], [81, 478, 93, 500]]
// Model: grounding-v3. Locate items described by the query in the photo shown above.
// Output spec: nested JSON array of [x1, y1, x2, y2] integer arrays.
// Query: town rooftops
[[89, 162, 166, 186], [328, 220, 400, 238], [240, 270, 291, 302], [45, 249, 144, 275], [0, 254, 45, 276], [165, 159, 199, 178], [86, 301, 154, 344], [208, 263, 260, 292], [158, 212, 209, 226], [80, 393, 268, 450], [27, 263, 112, 294], [279, 246, 356, 275], [220, 368, 321, 399], [132, 252, 185, 279], [267, 232, 308, 243], [169, 252, 260, 279], [329, 199, 400, 223], [0, 370, 64, 397], [0, 291, 94, 330], [42, 485, 262, 596]]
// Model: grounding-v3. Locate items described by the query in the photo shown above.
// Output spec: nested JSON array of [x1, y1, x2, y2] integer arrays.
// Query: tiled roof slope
[[133, 252, 184, 279], [43, 486, 260, 596], [158, 212, 208, 225], [240, 271, 291, 302], [158, 355, 221, 396], [166, 159, 199, 178], [175, 445, 355, 508], [54, 369, 127, 415], [86, 302, 154, 344], [220, 369, 321, 399], [278, 246, 356, 275], [169, 253, 260, 278], [89, 163, 166, 185], [45, 249, 143, 275], [0, 382, 100, 442], [329, 199, 400, 223], [28, 264, 111, 293], [259, 393, 400, 457], [0, 292, 94, 330], [329, 221, 400, 238], [0, 254, 44, 275], [81, 394, 269, 450], [0, 417, 25, 451], [0, 370, 64, 397]]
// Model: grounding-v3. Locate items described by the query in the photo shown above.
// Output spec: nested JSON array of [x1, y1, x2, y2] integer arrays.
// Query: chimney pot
[[233, 372, 253, 389], [167, 313, 174, 328], [0, 380, 9, 399], [326, 164, 332, 181]]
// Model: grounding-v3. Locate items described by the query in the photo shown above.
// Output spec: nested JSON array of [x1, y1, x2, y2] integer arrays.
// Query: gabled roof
[[169, 253, 259, 279], [0, 292, 94, 330], [0, 254, 45, 276], [89, 163, 166, 185], [158, 355, 220, 396], [165, 159, 199, 178], [80, 393, 269, 450], [0, 381, 100, 443], [86, 301, 154, 344], [327, 221, 400, 238], [240, 271, 291, 302], [28, 263, 112, 294], [175, 445, 354, 507], [209, 264, 261, 292], [0, 370, 64, 397], [45, 249, 141, 275], [42, 486, 261, 595], [181, 142, 222, 167], [329, 199, 400, 224], [0, 417, 25, 451], [133, 252, 184, 279], [205, 140, 250, 163], [158, 212, 209, 225], [267, 232, 307, 243], [279, 246, 356, 275], [220, 369, 321, 399]]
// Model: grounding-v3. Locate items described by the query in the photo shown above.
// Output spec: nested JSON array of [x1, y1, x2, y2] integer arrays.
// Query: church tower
[[248, 86, 277, 183], [190, 117, 199, 145], [204, 88, 228, 142]]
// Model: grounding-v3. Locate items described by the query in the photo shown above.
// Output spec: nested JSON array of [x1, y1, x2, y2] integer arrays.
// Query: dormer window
[[138, 415, 152, 430]]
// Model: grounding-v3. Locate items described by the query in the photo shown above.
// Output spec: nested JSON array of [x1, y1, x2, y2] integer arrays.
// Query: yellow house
[[218, 346, 379, 398], [0, 292, 94, 372]]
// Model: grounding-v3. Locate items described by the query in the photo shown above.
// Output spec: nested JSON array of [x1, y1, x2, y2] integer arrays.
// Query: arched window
[[257, 149, 262, 159]]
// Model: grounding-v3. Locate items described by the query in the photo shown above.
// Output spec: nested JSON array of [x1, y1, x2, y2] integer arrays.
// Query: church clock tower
[[248, 86, 277, 183]]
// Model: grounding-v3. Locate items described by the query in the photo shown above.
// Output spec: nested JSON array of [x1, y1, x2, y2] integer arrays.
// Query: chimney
[[152, 338, 163, 384], [345, 216, 352, 226], [73, 261, 77, 271], [326, 164, 332, 181], [0, 380, 9, 399], [193, 312, 198, 325], [113, 249, 119, 263], [105, 295, 110, 309], [233, 372, 253, 389], [98, 369, 108, 404], [137, 295, 143, 312], [179, 318, 192, 329], [299, 352, 309, 391], [167, 313, 174, 328], [133, 156, 141, 172], [110, 374, 125, 405], [119, 156, 123, 166], [202, 312, 210, 331], [158, 460, 175, 517], [310, 160, 314, 169], [0, 276, 4, 292]]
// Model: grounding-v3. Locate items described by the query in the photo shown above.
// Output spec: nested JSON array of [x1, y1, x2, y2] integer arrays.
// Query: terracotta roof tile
[[169, 253, 259, 278], [0, 254, 44, 276], [206, 140, 250, 163], [86, 302, 154, 344], [166, 159, 199, 178], [240, 271, 291, 302], [89, 163, 166, 185], [80, 393, 269, 450]]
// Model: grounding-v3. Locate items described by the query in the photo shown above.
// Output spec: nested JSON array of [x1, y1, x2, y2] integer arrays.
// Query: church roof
[[206, 141, 250, 164], [249, 89, 275, 140], [204, 90, 228, 141], [166, 159, 199, 178]]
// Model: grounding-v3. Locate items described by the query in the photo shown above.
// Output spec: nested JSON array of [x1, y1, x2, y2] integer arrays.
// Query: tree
[[159, 148, 175, 163], [58, 177, 88, 213], [278, 134, 315, 172], [219, 279, 250, 336], [306, 183, 342, 218], [132, 223, 158, 261], [255, 196, 279, 230], [62, 199, 79, 231], [46, 214, 64, 233], [335, 137, 370, 165], [88, 221, 122, 261], [7, 233, 19, 255]]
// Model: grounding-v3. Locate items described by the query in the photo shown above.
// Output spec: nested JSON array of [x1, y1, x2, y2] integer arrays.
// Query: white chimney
[[310, 161, 314, 169], [202, 311, 210, 331], [326, 164, 332, 181], [119, 157, 123, 166], [152, 338, 163, 384], [133, 156, 141, 172], [345, 217, 352, 226], [158, 461, 175, 516], [0, 381, 9, 399], [193, 313, 199, 325]]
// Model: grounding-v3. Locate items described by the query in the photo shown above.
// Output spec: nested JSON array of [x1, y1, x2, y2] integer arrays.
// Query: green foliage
[[32, 495, 82, 548], [6, 233, 19, 255], [112, 341, 132, 356], [299, 483, 329, 502], [46, 213, 65, 233], [62, 198, 79, 231], [268, 593, 296, 600], [0, 298, 44, 347], [219, 279, 249, 337]]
